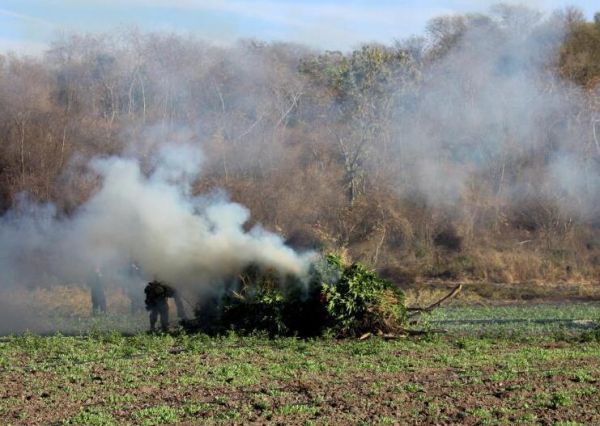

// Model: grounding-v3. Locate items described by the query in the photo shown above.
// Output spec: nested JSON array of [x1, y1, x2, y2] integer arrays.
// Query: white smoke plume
[[0, 141, 315, 311]]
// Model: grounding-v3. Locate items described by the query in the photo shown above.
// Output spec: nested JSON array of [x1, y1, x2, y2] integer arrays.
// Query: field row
[[0, 310, 599, 425]]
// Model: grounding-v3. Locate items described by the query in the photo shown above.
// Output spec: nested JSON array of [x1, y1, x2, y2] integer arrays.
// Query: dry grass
[[382, 240, 599, 286], [0, 286, 133, 317], [405, 281, 600, 308]]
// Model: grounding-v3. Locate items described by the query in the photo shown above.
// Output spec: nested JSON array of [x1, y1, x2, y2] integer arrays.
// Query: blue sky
[[0, 0, 598, 54]]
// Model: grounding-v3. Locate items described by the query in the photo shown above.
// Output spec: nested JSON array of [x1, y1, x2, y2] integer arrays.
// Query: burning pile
[[184, 254, 407, 337]]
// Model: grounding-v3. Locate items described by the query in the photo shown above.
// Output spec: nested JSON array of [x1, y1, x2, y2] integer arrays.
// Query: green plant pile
[[186, 254, 406, 337], [321, 255, 407, 336]]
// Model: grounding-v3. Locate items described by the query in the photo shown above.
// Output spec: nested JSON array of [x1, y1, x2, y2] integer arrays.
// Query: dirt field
[[0, 303, 599, 425]]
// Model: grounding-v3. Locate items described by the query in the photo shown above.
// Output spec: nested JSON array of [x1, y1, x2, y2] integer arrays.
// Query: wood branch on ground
[[357, 328, 448, 340], [407, 284, 463, 316], [404, 328, 448, 336]]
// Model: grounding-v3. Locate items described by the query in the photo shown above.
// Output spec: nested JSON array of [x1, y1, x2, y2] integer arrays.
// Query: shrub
[[190, 263, 327, 337], [321, 255, 406, 337], [186, 254, 406, 337]]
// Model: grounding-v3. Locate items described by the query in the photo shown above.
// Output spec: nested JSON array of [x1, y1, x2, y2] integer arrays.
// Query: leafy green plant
[[186, 254, 405, 337], [66, 408, 117, 425], [133, 406, 181, 425], [221, 279, 289, 336], [548, 392, 573, 409], [190, 263, 327, 337], [320, 254, 406, 337]]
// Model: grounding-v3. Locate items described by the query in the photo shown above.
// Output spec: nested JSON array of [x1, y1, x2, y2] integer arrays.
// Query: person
[[88, 266, 107, 315], [144, 279, 187, 332]]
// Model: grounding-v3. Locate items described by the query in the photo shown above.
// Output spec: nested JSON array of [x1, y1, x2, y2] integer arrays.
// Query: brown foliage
[[1, 8, 599, 286]]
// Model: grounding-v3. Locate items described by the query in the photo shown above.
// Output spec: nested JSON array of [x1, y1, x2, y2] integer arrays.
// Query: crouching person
[[144, 279, 187, 332]]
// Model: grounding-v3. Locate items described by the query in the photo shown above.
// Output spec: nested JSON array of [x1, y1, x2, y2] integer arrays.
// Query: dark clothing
[[148, 298, 169, 332], [144, 280, 186, 332], [145, 280, 175, 306]]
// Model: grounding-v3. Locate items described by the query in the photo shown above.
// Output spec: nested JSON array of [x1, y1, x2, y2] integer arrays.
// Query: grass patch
[[0, 303, 599, 425]]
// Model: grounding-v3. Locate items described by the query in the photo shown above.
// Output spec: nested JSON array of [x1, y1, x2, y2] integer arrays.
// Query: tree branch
[[407, 284, 462, 315]]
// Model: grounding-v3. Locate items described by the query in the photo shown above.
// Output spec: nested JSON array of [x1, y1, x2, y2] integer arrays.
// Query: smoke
[[0, 140, 315, 317], [387, 7, 599, 221], [1, 5, 598, 333]]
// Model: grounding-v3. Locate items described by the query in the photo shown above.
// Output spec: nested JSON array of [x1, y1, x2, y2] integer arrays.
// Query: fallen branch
[[405, 328, 448, 336], [359, 332, 372, 340], [357, 328, 447, 340], [407, 284, 463, 316]]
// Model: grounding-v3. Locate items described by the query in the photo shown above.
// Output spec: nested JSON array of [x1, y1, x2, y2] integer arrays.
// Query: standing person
[[89, 265, 107, 315], [144, 279, 188, 332]]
